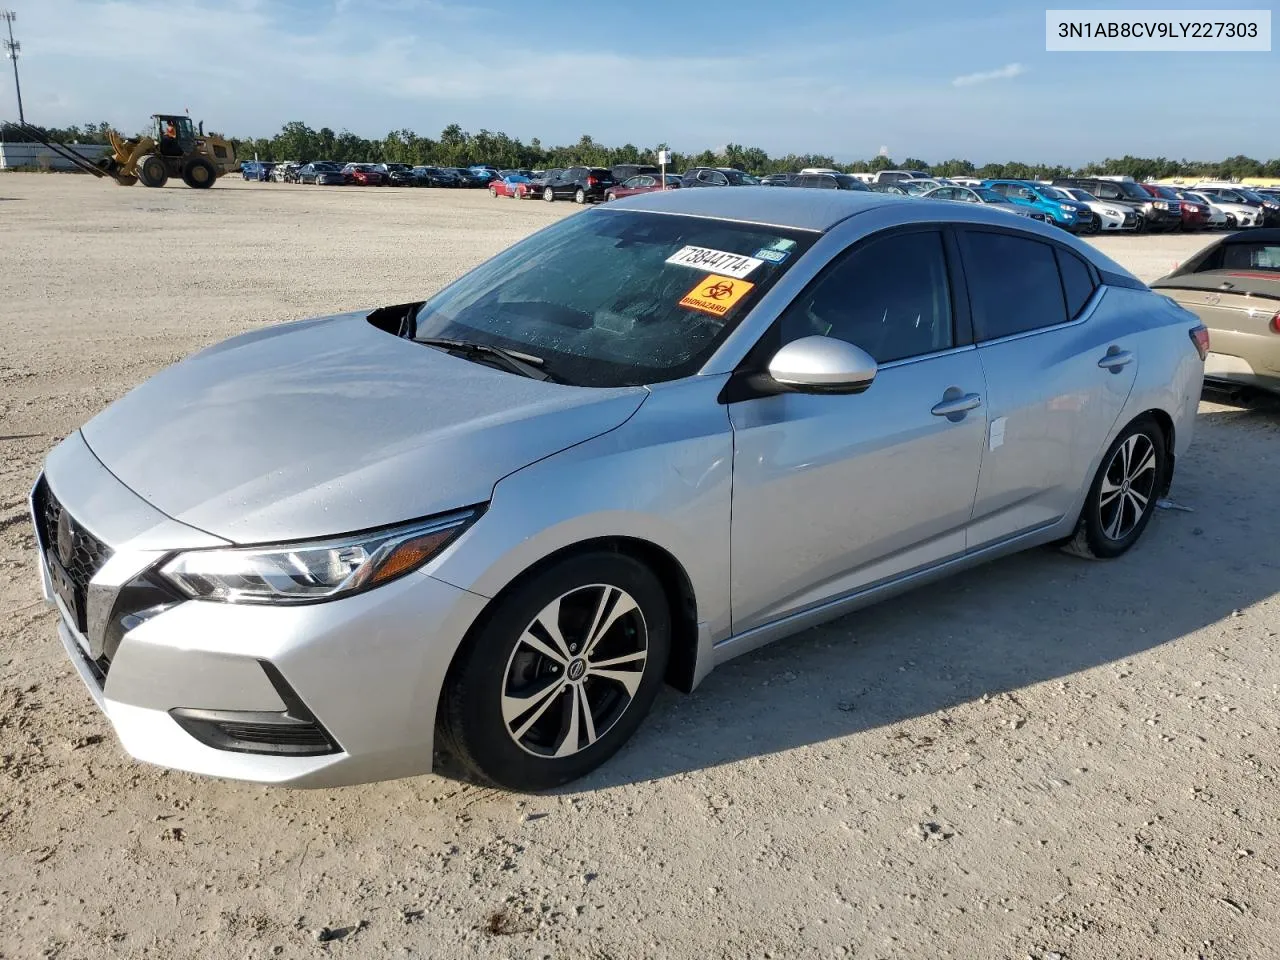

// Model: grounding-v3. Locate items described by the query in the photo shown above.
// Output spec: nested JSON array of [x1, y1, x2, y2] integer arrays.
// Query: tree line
[[20, 119, 1280, 182]]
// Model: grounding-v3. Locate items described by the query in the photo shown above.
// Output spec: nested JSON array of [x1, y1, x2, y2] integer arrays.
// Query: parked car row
[[242, 158, 1280, 232]]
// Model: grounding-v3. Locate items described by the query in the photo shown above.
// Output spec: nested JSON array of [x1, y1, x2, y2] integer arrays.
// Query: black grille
[[218, 721, 333, 748], [170, 711, 338, 757], [35, 479, 113, 634], [168, 661, 341, 757], [37, 480, 113, 598]]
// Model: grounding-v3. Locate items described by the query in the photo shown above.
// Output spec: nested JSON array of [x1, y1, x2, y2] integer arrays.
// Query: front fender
[[429, 376, 735, 677]]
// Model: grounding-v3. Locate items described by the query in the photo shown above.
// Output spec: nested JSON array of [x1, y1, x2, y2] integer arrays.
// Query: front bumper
[[33, 433, 488, 787]]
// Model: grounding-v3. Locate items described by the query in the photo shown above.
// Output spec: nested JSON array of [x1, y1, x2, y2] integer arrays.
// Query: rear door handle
[[931, 393, 983, 417], [1098, 348, 1135, 371]]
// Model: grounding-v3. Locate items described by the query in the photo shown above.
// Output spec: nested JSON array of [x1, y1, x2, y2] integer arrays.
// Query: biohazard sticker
[[666, 246, 763, 279], [678, 275, 755, 318]]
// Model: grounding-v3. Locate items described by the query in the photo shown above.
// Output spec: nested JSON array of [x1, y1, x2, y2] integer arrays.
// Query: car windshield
[[834, 175, 869, 191], [1238, 190, 1270, 203], [412, 209, 815, 387], [1115, 181, 1151, 200], [720, 169, 749, 185], [1036, 186, 1071, 201], [976, 189, 1010, 203]]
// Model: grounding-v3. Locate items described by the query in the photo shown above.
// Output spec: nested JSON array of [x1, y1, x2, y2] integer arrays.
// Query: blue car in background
[[240, 160, 275, 182], [982, 180, 1095, 233]]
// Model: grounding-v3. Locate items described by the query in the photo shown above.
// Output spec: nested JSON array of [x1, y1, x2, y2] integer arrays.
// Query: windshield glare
[[976, 189, 1009, 203], [413, 209, 813, 387], [1116, 182, 1150, 199]]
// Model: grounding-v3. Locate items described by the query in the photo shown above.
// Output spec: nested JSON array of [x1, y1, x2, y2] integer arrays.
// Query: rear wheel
[[440, 552, 670, 791], [574, 188, 587, 204], [136, 154, 169, 188], [182, 157, 217, 189], [1062, 416, 1165, 560], [543, 186, 555, 202]]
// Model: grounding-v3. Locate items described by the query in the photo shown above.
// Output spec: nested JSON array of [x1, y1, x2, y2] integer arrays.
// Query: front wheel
[[543, 186, 555, 202], [1062, 417, 1165, 560], [1134, 214, 1146, 233], [136, 154, 169, 188], [439, 552, 671, 791]]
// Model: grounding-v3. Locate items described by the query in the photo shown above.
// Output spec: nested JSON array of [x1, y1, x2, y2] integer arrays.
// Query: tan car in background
[[1152, 229, 1280, 395]]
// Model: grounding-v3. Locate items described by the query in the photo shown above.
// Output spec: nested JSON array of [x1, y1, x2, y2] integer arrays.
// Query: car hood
[[80, 312, 647, 543]]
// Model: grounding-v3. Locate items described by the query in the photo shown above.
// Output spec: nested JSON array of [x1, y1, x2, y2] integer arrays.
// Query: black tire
[[489, 185, 498, 197], [543, 186, 555, 202], [1062, 416, 1166, 560], [182, 157, 217, 189], [440, 552, 671, 791], [574, 188, 586, 204], [136, 154, 169, 188], [1134, 214, 1146, 234]]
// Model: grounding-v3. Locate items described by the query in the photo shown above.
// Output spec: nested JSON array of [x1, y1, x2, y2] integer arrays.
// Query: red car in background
[[342, 163, 385, 186], [489, 175, 532, 198], [1136, 182, 1207, 230], [604, 173, 682, 201]]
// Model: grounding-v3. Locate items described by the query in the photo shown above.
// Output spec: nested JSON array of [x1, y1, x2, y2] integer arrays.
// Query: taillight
[[1271, 311, 1280, 335], [1189, 324, 1210, 360], [587, 176, 597, 186]]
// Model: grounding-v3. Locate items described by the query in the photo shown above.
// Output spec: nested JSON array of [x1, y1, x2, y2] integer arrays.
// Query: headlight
[[160, 509, 480, 604], [1152, 201, 1168, 209], [1105, 208, 1119, 216]]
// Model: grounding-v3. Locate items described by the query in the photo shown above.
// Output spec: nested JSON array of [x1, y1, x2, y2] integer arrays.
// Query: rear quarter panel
[[1113, 287, 1204, 460]]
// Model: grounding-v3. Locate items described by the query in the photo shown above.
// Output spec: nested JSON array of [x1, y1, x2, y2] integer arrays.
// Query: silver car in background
[[32, 189, 1206, 791], [922, 184, 1049, 223]]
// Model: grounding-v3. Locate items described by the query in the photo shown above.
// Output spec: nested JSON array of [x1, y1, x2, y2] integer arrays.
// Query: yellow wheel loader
[[5, 115, 237, 189]]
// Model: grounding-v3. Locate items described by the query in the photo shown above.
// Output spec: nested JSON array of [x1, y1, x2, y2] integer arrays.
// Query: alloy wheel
[[500, 584, 648, 758], [1099, 433, 1157, 541]]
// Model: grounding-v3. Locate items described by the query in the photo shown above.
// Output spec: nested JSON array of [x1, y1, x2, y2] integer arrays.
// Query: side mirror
[[766, 336, 878, 394]]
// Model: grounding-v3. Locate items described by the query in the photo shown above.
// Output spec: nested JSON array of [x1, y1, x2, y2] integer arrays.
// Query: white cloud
[[951, 62, 1026, 87]]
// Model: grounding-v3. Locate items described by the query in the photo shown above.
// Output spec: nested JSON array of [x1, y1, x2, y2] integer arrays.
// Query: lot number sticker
[[666, 246, 764, 279], [679, 275, 756, 318]]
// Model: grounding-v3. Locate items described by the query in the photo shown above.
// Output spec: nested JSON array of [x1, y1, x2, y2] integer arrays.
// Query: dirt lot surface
[[2, 175, 1279, 960]]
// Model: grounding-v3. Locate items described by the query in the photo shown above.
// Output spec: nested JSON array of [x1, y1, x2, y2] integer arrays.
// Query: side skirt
[[707, 520, 1067, 671]]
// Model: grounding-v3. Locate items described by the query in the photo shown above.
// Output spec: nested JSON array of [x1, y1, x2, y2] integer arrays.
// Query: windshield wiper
[[416, 337, 557, 382]]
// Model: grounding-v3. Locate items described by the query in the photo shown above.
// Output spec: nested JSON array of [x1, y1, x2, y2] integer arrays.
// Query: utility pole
[[2, 10, 23, 123]]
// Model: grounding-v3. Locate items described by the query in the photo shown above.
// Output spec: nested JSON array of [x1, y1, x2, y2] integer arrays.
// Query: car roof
[[613, 185, 913, 231]]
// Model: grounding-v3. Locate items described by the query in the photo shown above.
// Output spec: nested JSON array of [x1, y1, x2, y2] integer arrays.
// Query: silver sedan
[[922, 184, 1049, 222], [32, 189, 1207, 791]]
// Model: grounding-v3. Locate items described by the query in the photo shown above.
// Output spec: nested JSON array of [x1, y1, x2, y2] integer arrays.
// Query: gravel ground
[[2, 174, 1279, 960]]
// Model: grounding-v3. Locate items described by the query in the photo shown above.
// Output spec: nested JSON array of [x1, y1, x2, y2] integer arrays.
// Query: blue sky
[[6, 0, 1276, 163]]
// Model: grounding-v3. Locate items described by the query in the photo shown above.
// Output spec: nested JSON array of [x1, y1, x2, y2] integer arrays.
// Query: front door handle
[[931, 392, 983, 418], [1098, 348, 1135, 372]]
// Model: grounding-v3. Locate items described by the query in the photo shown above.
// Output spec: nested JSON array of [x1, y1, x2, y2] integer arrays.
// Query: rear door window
[[1056, 248, 1097, 317], [960, 230, 1069, 340]]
